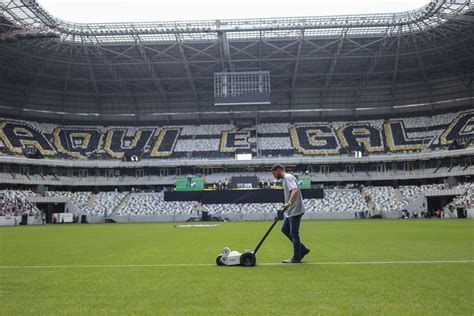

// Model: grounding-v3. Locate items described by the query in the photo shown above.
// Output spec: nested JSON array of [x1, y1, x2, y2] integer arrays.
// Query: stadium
[[0, 0, 473, 314]]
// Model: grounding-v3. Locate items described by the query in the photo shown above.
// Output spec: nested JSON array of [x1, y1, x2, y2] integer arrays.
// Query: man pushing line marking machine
[[215, 164, 310, 266]]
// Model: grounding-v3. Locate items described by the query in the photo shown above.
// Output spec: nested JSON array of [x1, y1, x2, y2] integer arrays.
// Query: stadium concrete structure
[[0, 0, 473, 223]]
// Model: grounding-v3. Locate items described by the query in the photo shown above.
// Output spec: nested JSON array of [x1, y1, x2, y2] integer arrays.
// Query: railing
[[0, 147, 472, 168]]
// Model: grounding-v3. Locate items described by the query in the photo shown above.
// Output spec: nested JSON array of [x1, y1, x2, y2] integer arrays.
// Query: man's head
[[272, 164, 285, 180]]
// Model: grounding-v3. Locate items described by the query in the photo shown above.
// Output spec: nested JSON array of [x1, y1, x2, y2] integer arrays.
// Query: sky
[[38, 0, 429, 23]]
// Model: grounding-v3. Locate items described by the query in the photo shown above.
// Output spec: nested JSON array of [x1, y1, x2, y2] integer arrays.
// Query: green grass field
[[1, 219, 473, 315]]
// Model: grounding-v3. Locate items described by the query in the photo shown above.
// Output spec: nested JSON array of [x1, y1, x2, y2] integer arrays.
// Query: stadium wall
[[0, 216, 42, 226], [0, 210, 432, 226], [79, 211, 403, 224]]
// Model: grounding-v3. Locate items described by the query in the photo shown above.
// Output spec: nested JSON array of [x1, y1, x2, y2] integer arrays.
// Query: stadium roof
[[0, 0, 473, 123], [2, 0, 472, 42]]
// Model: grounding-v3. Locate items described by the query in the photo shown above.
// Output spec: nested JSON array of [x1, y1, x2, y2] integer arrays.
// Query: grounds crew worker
[[272, 164, 310, 263]]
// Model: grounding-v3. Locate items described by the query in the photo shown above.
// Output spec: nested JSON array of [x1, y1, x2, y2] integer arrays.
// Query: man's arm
[[283, 188, 299, 211]]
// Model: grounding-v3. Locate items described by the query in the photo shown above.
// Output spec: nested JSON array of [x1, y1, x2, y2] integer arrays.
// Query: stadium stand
[[362, 186, 406, 213], [5, 183, 471, 217], [448, 182, 474, 209], [93, 191, 129, 216], [0, 110, 472, 160], [304, 190, 369, 214], [0, 189, 39, 216], [46, 191, 94, 214], [117, 192, 197, 216], [0, 164, 471, 188]]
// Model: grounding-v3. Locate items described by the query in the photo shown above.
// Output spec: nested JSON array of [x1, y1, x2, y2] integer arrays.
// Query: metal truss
[[1, 0, 472, 43], [0, 0, 473, 119]]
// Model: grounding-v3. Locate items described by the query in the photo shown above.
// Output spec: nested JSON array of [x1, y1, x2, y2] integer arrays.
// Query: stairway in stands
[[361, 191, 375, 213], [108, 192, 132, 217], [394, 188, 403, 202], [88, 194, 96, 210]]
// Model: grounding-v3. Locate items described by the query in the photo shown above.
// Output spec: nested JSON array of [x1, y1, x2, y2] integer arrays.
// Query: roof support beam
[[261, 39, 300, 60], [258, 30, 262, 70], [60, 43, 74, 113], [90, 45, 131, 95], [391, 27, 402, 94], [358, 32, 391, 99], [218, 30, 233, 71], [289, 29, 304, 109], [322, 28, 347, 99], [410, 28, 433, 110], [83, 45, 99, 98], [412, 34, 431, 88], [342, 37, 386, 56], [441, 13, 474, 24], [133, 34, 167, 103], [176, 34, 199, 102]]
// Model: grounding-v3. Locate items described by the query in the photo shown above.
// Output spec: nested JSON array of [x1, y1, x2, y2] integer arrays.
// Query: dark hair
[[271, 164, 285, 172]]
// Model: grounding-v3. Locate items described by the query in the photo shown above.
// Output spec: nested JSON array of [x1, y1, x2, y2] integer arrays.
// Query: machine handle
[[253, 209, 283, 255]]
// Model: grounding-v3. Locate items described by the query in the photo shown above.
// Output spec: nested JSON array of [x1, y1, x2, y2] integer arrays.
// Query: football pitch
[[1, 219, 473, 315]]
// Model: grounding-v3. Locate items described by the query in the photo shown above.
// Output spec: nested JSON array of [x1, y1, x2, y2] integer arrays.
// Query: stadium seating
[[93, 191, 128, 216], [46, 191, 94, 213], [0, 189, 39, 216], [2, 183, 472, 217], [46, 191, 127, 216], [116, 192, 196, 216], [448, 182, 473, 209], [399, 184, 445, 204], [362, 186, 405, 213], [0, 110, 472, 160], [113, 189, 369, 216], [305, 190, 369, 214]]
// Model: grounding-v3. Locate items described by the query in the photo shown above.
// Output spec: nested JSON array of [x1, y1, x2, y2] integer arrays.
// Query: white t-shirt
[[282, 173, 305, 217]]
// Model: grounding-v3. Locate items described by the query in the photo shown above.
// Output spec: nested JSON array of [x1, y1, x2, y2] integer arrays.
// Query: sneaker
[[282, 258, 302, 264], [301, 248, 310, 260]]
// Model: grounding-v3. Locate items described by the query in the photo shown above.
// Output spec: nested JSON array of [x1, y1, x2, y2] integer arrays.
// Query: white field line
[[0, 260, 473, 269], [173, 224, 220, 228]]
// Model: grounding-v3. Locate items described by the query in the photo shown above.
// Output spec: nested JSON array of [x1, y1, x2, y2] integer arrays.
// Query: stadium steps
[[449, 188, 471, 208], [109, 192, 132, 216], [394, 188, 402, 202], [88, 194, 96, 209], [433, 165, 442, 174], [21, 192, 42, 214], [361, 192, 375, 212], [367, 200, 375, 213]]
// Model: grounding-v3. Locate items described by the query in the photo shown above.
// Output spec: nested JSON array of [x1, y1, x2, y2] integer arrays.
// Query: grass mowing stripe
[[0, 259, 473, 269]]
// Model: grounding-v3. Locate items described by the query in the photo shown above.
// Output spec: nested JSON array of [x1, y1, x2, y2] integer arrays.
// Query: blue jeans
[[281, 214, 308, 260]]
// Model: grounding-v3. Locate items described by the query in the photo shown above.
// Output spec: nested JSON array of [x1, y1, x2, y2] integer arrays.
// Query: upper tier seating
[[0, 110, 472, 160]]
